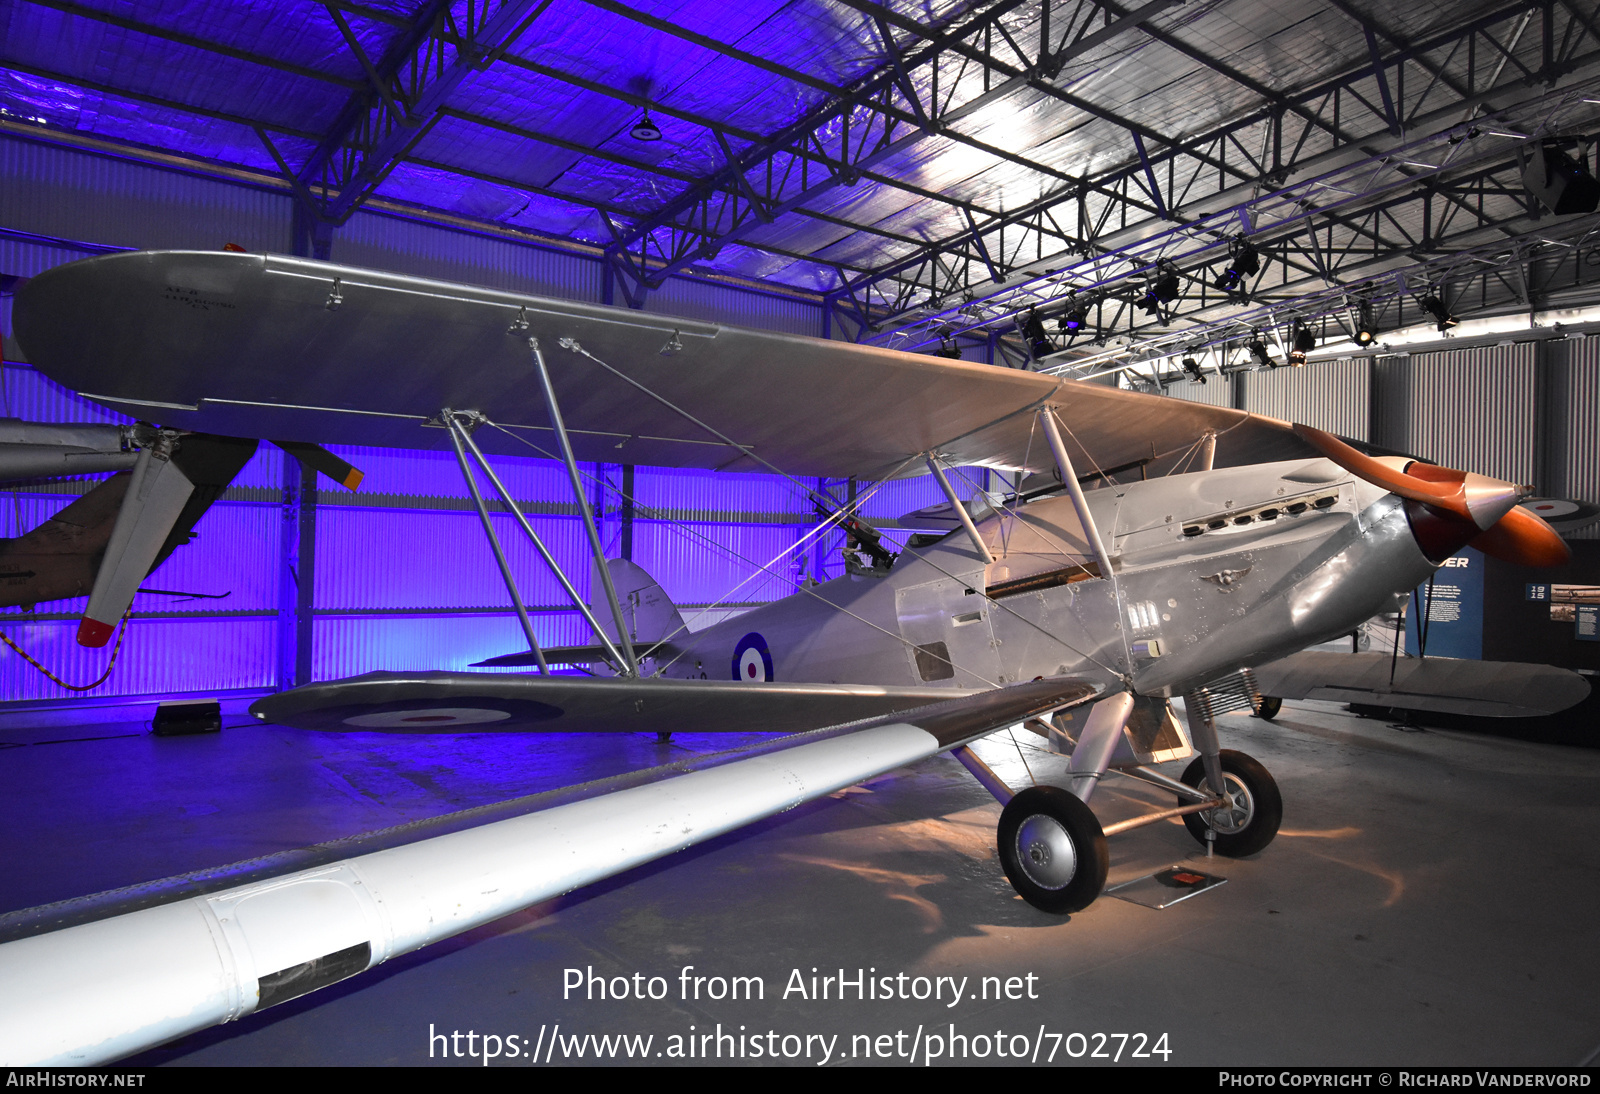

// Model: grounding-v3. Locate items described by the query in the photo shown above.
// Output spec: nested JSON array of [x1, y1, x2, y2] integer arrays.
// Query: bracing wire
[[483, 423, 1019, 687]]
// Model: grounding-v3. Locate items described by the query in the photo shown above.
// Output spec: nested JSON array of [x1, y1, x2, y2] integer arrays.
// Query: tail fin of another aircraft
[[591, 558, 687, 648]]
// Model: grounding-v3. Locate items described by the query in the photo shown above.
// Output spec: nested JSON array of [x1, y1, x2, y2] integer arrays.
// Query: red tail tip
[[77, 617, 115, 648]]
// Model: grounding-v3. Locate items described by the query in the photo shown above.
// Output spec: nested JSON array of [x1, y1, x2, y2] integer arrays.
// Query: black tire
[[1178, 750, 1283, 857], [996, 786, 1109, 913], [1252, 695, 1283, 721]]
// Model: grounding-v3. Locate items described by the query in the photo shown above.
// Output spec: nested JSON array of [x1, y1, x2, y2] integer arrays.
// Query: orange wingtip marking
[[341, 469, 364, 491]]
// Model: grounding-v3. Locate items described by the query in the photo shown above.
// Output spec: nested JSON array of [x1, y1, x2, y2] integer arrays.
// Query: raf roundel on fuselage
[[732, 633, 774, 683]]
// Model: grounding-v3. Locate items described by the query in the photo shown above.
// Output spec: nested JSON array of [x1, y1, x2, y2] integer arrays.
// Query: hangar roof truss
[[2, 0, 1599, 363]]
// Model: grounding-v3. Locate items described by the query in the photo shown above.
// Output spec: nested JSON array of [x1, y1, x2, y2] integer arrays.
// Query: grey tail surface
[[591, 558, 687, 648]]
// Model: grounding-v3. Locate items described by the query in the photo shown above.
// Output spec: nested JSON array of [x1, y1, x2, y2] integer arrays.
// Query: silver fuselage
[[655, 458, 1434, 699]]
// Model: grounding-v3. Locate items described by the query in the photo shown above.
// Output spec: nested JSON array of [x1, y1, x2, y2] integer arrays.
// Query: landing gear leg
[[1182, 686, 1227, 802], [1180, 685, 1282, 857], [955, 694, 1133, 914], [1065, 693, 1135, 803]]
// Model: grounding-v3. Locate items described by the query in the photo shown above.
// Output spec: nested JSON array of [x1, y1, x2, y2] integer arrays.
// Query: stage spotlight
[[1354, 300, 1378, 347], [1215, 237, 1261, 294], [1058, 294, 1090, 334], [1141, 261, 1181, 315], [1022, 309, 1055, 360], [1288, 323, 1315, 366], [1419, 293, 1458, 332], [630, 110, 663, 141], [1247, 334, 1277, 368], [1523, 140, 1600, 215], [936, 335, 963, 359], [1182, 356, 1207, 384]]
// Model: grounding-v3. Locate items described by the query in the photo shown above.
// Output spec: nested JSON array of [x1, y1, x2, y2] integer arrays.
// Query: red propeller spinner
[[1292, 424, 1569, 568]]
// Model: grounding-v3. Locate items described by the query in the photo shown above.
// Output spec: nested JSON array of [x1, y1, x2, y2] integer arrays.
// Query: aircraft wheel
[[1178, 750, 1282, 857], [997, 786, 1108, 914], [1252, 696, 1283, 720]]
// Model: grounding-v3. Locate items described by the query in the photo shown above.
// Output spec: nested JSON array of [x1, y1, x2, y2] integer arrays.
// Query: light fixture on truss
[[1022, 309, 1056, 360], [1354, 298, 1379, 347], [1058, 293, 1090, 335], [1141, 260, 1181, 317], [1215, 237, 1262, 295], [1419, 293, 1458, 332], [1247, 332, 1277, 369], [1288, 323, 1315, 366]]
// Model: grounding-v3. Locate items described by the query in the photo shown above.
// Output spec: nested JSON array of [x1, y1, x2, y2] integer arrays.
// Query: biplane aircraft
[[1, 248, 1582, 1063], [7, 249, 1574, 917]]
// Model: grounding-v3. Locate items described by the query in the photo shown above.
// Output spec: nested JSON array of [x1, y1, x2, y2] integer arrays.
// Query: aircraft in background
[[7, 249, 1579, 917], [0, 417, 360, 637]]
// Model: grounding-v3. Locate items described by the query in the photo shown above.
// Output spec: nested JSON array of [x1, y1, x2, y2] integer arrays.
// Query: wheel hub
[[1205, 773, 1255, 835], [1015, 814, 1078, 890]]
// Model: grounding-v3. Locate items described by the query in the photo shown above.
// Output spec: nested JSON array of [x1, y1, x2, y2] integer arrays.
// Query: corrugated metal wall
[[0, 138, 293, 254], [1163, 373, 1233, 408], [1242, 358, 1370, 440], [1549, 334, 1600, 539], [335, 210, 604, 302], [1374, 344, 1536, 483], [644, 274, 823, 336]]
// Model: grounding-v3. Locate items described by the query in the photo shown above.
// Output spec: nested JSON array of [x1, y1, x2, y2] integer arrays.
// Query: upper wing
[[16, 251, 1314, 480], [250, 671, 1007, 734], [1253, 651, 1591, 718]]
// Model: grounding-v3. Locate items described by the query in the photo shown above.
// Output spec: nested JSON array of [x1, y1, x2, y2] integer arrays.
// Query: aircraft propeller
[[1291, 424, 1568, 567]]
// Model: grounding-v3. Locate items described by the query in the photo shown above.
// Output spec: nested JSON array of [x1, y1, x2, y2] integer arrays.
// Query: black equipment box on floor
[[152, 699, 222, 736]]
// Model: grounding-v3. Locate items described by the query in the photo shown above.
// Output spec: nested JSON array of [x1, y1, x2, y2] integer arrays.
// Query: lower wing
[[8, 677, 1101, 1065], [249, 672, 1063, 734], [1252, 651, 1589, 718]]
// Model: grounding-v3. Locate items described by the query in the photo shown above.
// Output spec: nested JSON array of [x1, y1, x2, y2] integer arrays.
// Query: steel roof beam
[[850, 2, 1597, 334], [1323, 0, 1473, 105], [602, 0, 1183, 290], [845, 0, 1244, 180], [439, 107, 940, 250], [1052, 212, 1600, 374], [422, 31, 1053, 234], [298, 0, 555, 226], [884, 99, 1600, 353]]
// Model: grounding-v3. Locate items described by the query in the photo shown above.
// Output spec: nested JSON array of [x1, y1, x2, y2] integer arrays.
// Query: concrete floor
[[2, 697, 1598, 1067]]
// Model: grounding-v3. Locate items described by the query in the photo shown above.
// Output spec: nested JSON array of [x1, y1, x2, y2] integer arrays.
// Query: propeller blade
[[1291, 424, 1465, 516], [1291, 424, 1523, 529], [272, 440, 364, 491], [1469, 506, 1571, 567]]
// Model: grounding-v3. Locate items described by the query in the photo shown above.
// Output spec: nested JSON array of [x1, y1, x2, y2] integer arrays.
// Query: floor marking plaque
[[1106, 866, 1228, 909]]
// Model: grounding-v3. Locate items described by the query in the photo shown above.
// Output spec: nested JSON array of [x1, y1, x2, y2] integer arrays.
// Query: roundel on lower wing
[[731, 632, 774, 683], [326, 697, 564, 731], [343, 707, 513, 728]]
